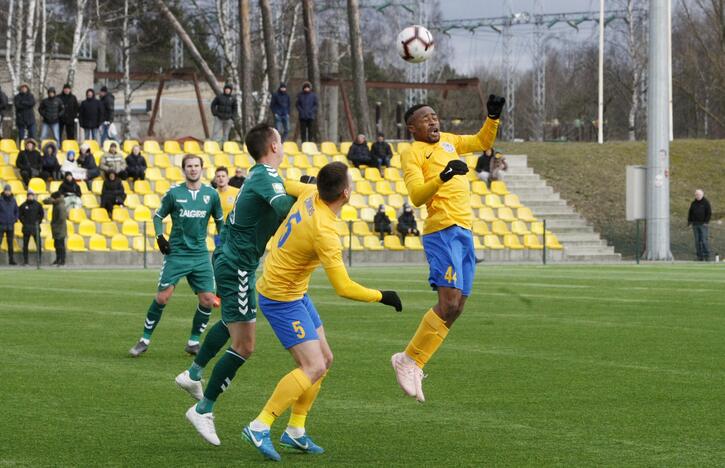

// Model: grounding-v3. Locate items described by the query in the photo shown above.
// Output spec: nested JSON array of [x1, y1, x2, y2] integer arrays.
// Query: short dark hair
[[181, 154, 203, 169], [215, 166, 228, 175], [245, 124, 277, 161], [404, 103, 430, 124], [316, 162, 349, 203]]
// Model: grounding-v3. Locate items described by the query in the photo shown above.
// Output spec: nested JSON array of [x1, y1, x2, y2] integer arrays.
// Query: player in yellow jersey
[[213, 166, 239, 247], [390, 94, 506, 402], [241, 162, 403, 461]]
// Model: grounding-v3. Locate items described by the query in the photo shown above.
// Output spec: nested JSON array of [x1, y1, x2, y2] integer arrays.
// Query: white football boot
[[175, 370, 203, 401], [391, 352, 423, 399], [185, 405, 221, 446]]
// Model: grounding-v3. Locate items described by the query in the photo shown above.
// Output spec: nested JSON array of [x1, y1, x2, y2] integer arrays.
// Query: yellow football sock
[[404, 309, 449, 368], [289, 372, 327, 429], [256, 368, 313, 426]]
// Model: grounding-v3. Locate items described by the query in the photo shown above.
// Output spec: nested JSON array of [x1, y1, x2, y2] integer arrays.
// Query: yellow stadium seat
[[165, 166, 184, 182], [394, 181, 408, 195], [112, 207, 130, 223], [305, 167, 319, 178], [154, 179, 171, 195], [77, 219, 96, 237], [320, 141, 339, 156], [384, 167, 402, 181], [144, 167, 162, 181], [110, 234, 131, 251], [376, 181, 394, 196], [88, 234, 109, 251], [90, 207, 111, 223], [485, 194, 503, 208], [122, 193, 140, 210], [333, 220, 349, 236], [285, 167, 302, 181], [472, 220, 490, 236], [133, 180, 152, 195], [504, 234, 524, 250], [101, 222, 119, 237], [223, 141, 243, 154], [134, 206, 152, 222], [301, 142, 320, 155], [384, 206, 396, 221], [67, 233, 87, 251], [122, 219, 141, 236], [349, 194, 367, 209], [27, 178, 46, 193], [283, 141, 301, 155], [68, 208, 86, 223], [339, 142, 352, 155], [517, 207, 537, 223], [484, 234, 504, 250], [368, 194, 384, 209], [60, 140, 80, 154], [203, 141, 222, 155], [143, 140, 163, 155], [341, 205, 358, 221], [132, 236, 154, 252], [121, 140, 139, 154], [292, 154, 310, 168], [331, 155, 347, 165], [470, 194, 484, 209], [531, 222, 550, 236], [0, 166, 18, 180], [355, 180, 373, 195], [360, 207, 375, 222], [363, 235, 384, 251], [523, 234, 543, 250], [43, 236, 55, 250], [348, 167, 362, 182], [491, 220, 510, 235], [1, 138, 20, 153], [545, 233, 564, 250], [164, 140, 183, 155], [364, 168, 382, 182], [341, 235, 364, 251], [312, 154, 329, 168], [397, 141, 411, 153], [388, 193, 404, 209], [234, 154, 253, 169], [504, 194, 522, 208], [213, 153, 232, 168], [473, 235, 486, 250], [48, 181, 61, 193], [510, 220, 531, 235], [352, 221, 372, 236], [91, 179, 104, 195], [490, 180, 509, 195], [183, 140, 204, 155], [101, 140, 121, 153], [152, 153, 171, 169], [471, 181, 489, 195], [390, 153, 401, 168], [404, 236, 424, 250], [384, 235, 405, 251], [81, 193, 99, 209], [497, 207, 517, 222], [144, 194, 161, 209]]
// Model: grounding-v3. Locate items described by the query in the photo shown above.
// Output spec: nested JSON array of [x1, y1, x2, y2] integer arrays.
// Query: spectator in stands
[[40, 142, 62, 181], [100, 171, 126, 217], [100, 142, 127, 179], [99, 86, 115, 146], [688, 189, 712, 261], [475, 148, 494, 184], [296, 81, 318, 142], [16, 138, 42, 187], [125, 145, 147, 181], [60, 150, 86, 181], [79, 88, 102, 141], [229, 167, 246, 188], [78, 142, 100, 188], [38, 87, 64, 143], [59, 84, 79, 140], [374, 204, 392, 242], [397, 203, 420, 242], [0, 184, 19, 265], [490, 151, 508, 182], [0, 85, 8, 138], [347, 134, 372, 168], [370, 133, 393, 175], [43, 191, 67, 266], [211, 83, 237, 144], [270, 82, 291, 141], [59, 172, 82, 209], [18, 189, 44, 265], [14, 83, 36, 139]]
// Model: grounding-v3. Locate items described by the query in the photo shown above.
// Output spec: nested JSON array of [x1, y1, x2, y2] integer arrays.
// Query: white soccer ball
[[397, 25, 435, 63]]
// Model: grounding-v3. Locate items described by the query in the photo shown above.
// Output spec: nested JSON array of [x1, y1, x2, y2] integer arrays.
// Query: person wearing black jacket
[[59, 172, 82, 198], [475, 148, 494, 183], [16, 138, 42, 187], [100, 171, 126, 217], [79, 88, 102, 141], [78, 143, 100, 188], [688, 189, 712, 261], [228, 167, 246, 188], [370, 133, 393, 175], [43, 191, 67, 266], [0, 85, 8, 138], [211, 83, 237, 143], [99, 86, 115, 146], [40, 142, 62, 181], [374, 204, 393, 241], [14, 84, 36, 139], [125, 145, 147, 181], [18, 190, 44, 265], [0, 184, 19, 265], [347, 134, 372, 168], [38, 87, 64, 143], [270, 83, 291, 141], [397, 203, 420, 242], [59, 84, 79, 140]]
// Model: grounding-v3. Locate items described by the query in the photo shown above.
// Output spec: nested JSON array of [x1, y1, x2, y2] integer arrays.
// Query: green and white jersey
[[154, 183, 223, 256], [221, 163, 295, 270]]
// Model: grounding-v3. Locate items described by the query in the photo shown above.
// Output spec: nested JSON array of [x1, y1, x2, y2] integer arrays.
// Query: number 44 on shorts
[[444, 266, 457, 283]]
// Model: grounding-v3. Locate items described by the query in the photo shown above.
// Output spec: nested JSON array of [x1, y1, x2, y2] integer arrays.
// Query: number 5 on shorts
[[292, 320, 306, 339], [444, 266, 457, 283]]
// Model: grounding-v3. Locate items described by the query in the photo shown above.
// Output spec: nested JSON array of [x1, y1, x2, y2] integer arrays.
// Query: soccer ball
[[397, 25, 435, 63]]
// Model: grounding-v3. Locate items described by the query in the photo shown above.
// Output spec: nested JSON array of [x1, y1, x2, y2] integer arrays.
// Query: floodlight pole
[[644, 0, 672, 260], [667, 0, 673, 141], [597, 0, 604, 144]]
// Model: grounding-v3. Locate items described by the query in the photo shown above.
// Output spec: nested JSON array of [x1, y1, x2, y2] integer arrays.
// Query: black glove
[[300, 175, 317, 184], [156, 235, 171, 255], [380, 290, 402, 312], [439, 159, 469, 182], [487, 94, 506, 119]]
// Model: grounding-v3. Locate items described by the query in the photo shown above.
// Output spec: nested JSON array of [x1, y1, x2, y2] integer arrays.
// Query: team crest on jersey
[[272, 183, 285, 194], [442, 142, 455, 153], [203, 195, 210, 204]]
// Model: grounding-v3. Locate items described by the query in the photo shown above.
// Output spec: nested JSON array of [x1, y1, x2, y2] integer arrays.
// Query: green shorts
[[158, 254, 216, 294], [213, 253, 257, 324]]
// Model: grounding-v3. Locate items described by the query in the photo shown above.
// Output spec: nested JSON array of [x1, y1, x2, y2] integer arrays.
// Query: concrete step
[[564, 253, 622, 262]]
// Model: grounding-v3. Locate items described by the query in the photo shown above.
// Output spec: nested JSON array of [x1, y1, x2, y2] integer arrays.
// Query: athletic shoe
[[242, 426, 281, 461], [280, 431, 324, 454], [184, 343, 200, 355], [414, 369, 426, 403], [128, 340, 148, 357], [391, 352, 419, 398], [175, 370, 203, 400], [185, 405, 220, 446]]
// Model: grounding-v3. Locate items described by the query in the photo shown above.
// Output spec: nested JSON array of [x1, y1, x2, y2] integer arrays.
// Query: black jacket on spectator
[[14, 90, 36, 127], [79, 95, 103, 129], [229, 175, 245, 189], [100, 92, 115, 122], [296, 90, 318, 120], [125, 153, 147, 179], [371, 141, 392, 163], [17, 149, 42, 175], [475, 153, 492, 173], [397, 211, 418, 234], [101, 177, 126, 205], [39, 95, 64, 124], [270, 88, 291, 116], [374, 211, 392, 233], [78, 152, 100, 180], [347, 142, 371, 166], [0, 88, 8, 114], [18, 199, 44, 233], [43, 195, 67, 239], [0, 193, 18, 228], [688, 198, 712, 225], [60, 177, 82, 198], [41, 144, 62, 179], [59, 91, 79, 125], [211, 93, 237, 120]]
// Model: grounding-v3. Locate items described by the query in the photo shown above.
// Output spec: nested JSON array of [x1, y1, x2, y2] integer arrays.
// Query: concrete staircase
[[505, 155, 621, 262]]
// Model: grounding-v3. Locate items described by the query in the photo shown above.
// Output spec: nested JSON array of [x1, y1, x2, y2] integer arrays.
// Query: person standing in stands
[[0, 84, 8, 138], [14, 84, 36, 139], [43, 191, 67, 266], [79, 89, 102, 141], [211, 83, 237, 144], [59, 84, 79, 140], [270, 83, 291, 141], [18, 189, 44, 265], [38, 87, 64, 143], [688, 189, 712, 261], [296, 81, 318, 143], [0, 184, 19, 265], [99, 86, 115, 146]]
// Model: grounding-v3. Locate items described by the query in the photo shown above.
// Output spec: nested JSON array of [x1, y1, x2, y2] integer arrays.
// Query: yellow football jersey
[[257, 185, 381, 303], [217, 185, 240, 219], [402, 119, 499, 234]]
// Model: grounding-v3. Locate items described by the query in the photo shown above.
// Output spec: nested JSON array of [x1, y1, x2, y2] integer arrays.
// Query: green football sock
[[191, 321, 230, 376], [202, 348, 246, 405], [142, 300, 166, 340], [195, 397, 215, 414], [189, 305, 212, 342]]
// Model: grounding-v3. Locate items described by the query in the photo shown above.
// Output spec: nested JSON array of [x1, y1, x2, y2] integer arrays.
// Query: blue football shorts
[[421, 225, 476, 297], [258, 293, 323, 349]]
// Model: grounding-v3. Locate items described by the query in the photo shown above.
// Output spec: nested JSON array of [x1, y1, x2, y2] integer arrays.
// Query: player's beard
[[186, 173, 201, 183]]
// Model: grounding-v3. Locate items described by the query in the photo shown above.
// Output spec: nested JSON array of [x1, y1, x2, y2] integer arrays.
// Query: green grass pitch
[[1, 264, 724, 466]]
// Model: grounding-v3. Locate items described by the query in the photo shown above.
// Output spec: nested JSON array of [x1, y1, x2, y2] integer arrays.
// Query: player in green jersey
[[175, 124, 311, 446], [129, 154, 224, 357]]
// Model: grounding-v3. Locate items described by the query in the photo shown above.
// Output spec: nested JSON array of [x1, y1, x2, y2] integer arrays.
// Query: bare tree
[[280, 2, 301, 84], [5, 0, 19, 91], [238, 0, 254, 133], [215, 0, 242, 121], [121, 0, 132, 139], [347, 0, 371, 135], [22, 0, 38, 85], [301, 0, 321, 95], [38, 0, 50, 94], [259, 0, 279, 92], [67, 0, 90, 88]]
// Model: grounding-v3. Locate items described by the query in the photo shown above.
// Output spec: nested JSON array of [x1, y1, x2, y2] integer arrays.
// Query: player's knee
[[231, 340, 254, 358], [438, 297, 459, 316], [303, 362, 327, 383], [323, 351, 334, 370], [198, 294, 215, 308], [155, 291, 171, 305]]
